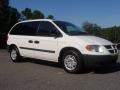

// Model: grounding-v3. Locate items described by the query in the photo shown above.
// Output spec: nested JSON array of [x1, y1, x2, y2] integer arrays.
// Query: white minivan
[[7, 19, 118, 73]]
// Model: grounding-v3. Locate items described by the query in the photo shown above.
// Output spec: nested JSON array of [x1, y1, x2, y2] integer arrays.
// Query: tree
[[0, 0, 9, 48], [0, 0, 9, 34], [82, 22, 93, 34], [0, 0, 9, 8], [0, 1, 2, 8], [82, 22, 101, 36], [21, 8, 44, 20], [32, 10, 44, 19], [47, 15, 55, 19], [21, 8, 32, 19], [8, 7, 20, 30], [101, 26, 120, 42]]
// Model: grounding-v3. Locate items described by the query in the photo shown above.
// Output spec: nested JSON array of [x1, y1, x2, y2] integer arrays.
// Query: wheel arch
[[8, 44, 18, 51], [58, 47, 82, 63]]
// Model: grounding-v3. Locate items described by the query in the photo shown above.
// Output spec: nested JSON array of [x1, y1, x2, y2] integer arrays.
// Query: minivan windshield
[[54, 21, 88, 36]]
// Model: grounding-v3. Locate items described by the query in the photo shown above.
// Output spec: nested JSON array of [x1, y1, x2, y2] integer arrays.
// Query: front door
[[33, 36, 58, 61], [33, 21, 60, 61]]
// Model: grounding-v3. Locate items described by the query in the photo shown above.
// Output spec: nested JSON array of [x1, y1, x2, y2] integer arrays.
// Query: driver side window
[[37, 21, 59, 37]]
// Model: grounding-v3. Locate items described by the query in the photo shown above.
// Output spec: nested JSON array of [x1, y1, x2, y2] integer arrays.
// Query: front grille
[[104, 45, 118, 54], [109, 50, 114, 53]]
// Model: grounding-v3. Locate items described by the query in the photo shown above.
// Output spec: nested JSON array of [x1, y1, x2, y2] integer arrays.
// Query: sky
[[10, 0, 120, 28]]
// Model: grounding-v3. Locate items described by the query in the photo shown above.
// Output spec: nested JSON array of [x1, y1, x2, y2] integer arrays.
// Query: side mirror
[[50, 29, 63, 38], [50, 33, 57, 38]]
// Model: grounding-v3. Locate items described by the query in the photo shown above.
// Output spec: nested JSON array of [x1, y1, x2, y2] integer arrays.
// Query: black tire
[[10, 46, 22, 62], [62, 50, 84, 74]]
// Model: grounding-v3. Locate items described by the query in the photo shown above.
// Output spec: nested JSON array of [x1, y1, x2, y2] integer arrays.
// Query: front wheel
[[10, 47, 22, 62], [62, 50, 84, 74]]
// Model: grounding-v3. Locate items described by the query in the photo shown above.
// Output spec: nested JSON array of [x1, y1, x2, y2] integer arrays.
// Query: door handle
[[28, 40, 33, 43], [34, 41, 39, 44]]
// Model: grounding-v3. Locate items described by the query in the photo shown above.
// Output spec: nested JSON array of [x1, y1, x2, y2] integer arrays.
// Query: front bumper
[[83, 54, 118, 68]]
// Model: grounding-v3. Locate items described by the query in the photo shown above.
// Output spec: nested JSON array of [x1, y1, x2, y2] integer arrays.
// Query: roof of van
[[18, 19, 55, 23]]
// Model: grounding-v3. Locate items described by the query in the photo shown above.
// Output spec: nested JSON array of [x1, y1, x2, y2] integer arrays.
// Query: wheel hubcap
[[64, 55, 77, 71], [11, 49, 17, 60]]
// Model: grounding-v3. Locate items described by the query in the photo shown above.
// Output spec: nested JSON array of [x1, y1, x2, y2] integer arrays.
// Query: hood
[[74, 35, 113, 45]]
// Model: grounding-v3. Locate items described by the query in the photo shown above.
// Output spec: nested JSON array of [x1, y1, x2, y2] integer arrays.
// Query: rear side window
[[37, 21, 59, 37], [10, 21, 40, 36]]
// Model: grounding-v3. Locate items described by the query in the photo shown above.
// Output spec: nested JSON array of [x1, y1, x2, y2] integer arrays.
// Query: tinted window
[[10, 21, 40, 36], [10, 24, 21, 35], [37, 21, 59, 37]]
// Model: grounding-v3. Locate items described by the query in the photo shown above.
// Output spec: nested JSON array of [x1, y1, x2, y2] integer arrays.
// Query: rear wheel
[[62, 50, 84, 74], [10, 46, 22, 62]]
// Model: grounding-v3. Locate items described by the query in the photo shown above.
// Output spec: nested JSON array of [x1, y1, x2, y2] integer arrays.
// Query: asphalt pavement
[[0, 50, 120, 90]]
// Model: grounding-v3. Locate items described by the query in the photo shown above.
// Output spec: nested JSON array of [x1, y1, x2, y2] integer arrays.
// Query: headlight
[[85, 45, 104, 53]]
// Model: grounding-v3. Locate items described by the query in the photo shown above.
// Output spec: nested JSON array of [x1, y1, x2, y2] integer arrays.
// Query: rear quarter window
[[10, 21, 40, 36]]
